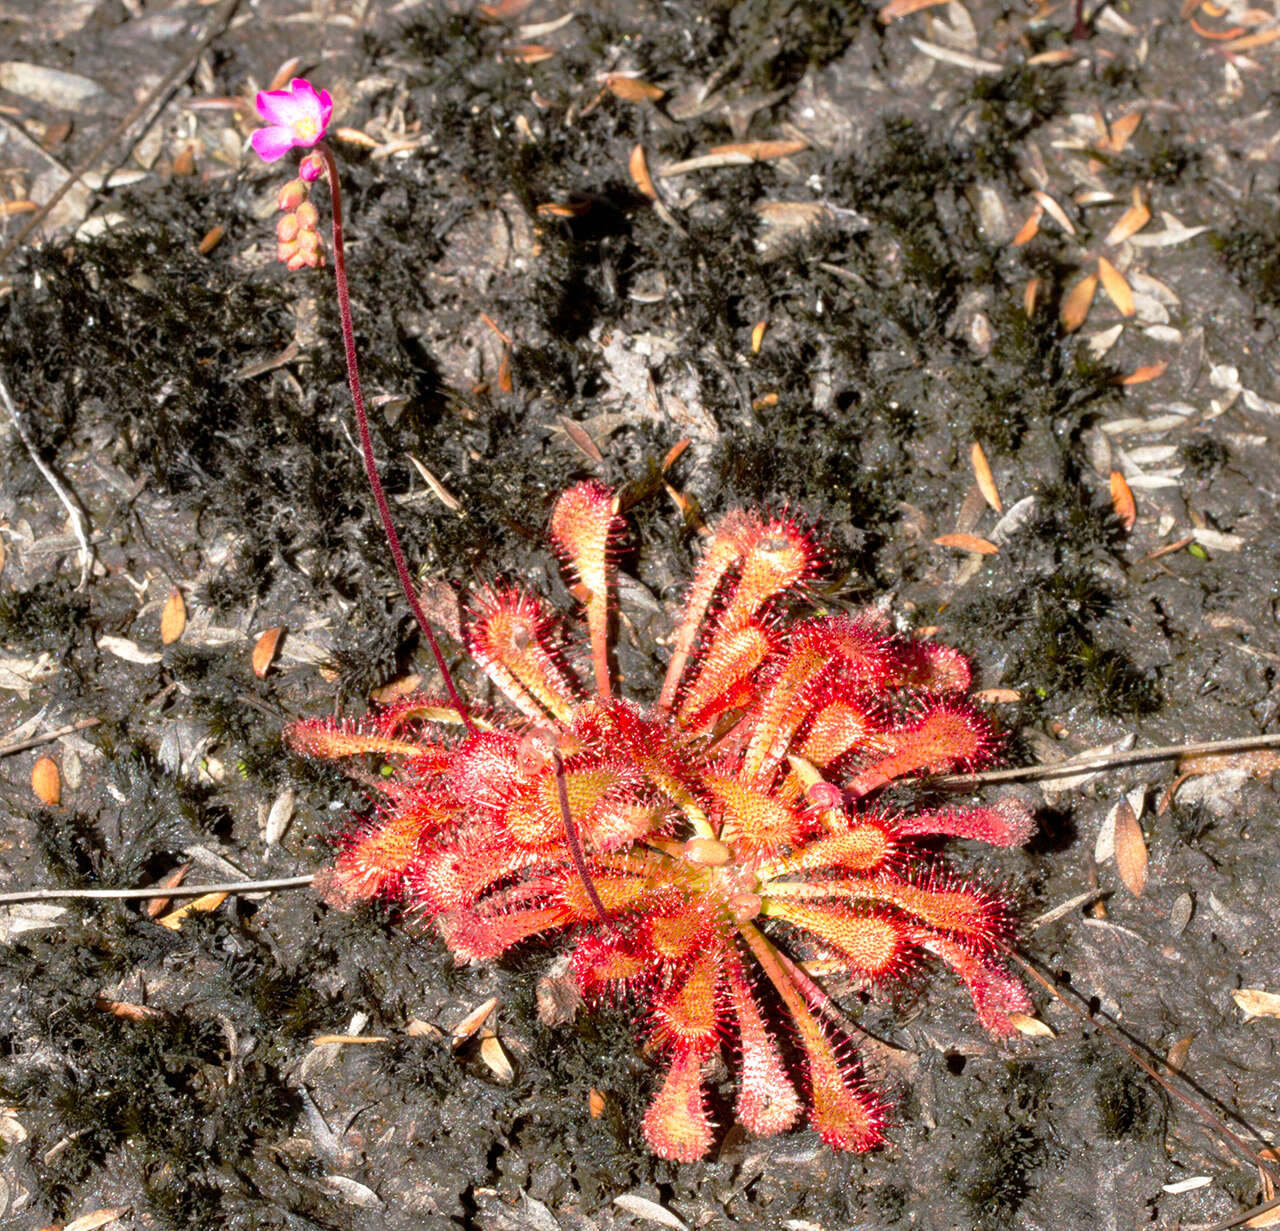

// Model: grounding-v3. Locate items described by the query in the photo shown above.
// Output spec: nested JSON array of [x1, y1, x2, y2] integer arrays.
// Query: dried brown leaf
[[559, 417, 604, 462], [1113, 799, 1147, 896], [970, 441, 1002, 513], [1098, 255, 1135, 316], [452, 996, 499, 1045], [407, 455, 462, 512], [479, 312, 512, 345], [332, 127, 379, 148], [1108, 111, 1143, 152], [145, 863, 191, 917], [480, 1034, 515, 1083], [1012, 205, 1042, 246], [1120, 360, 1169, 386], [505, 43, 555, 63], [1024, 276, 1040, 317], [751, 320, 767, 354], [64, 1210, 125, 1231], [478, 0, 536, 17], [707, 138, 808, 160], [604, 73, 664, 102], [157, 892, 228, 929], [98, 635, 164, 665], [1060, 273, 1098, 332], [198, 224, 224, 255], [1109, 469, 1136, 531], [1190, 16, 1247, 37], [1103, 200, 1152, 247], [973, 687, 1021, 702], [267, 57, 302, 92], [252, 626, 284, 678], [31, 755, 60, 806], [1221, 27, 1280, 49], [662, 438, 691, 472], [1008, 1012, 1055, 1037], [536, 199, 590, 217], [1027, 47, 1079, 63], [1233, 988, 1280, 1021], [933, 533, 999, 555], [629, 144, 657, 199], [1032, 189, 1076, 235], [160, 588, 186, 645], [1166, 1033, 1194, 1072], [878, 0, 951, 19], [95, 998, 162, 1021]]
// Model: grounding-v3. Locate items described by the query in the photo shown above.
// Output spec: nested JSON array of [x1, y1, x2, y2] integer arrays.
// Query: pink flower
[[251, 77, 332, 162]]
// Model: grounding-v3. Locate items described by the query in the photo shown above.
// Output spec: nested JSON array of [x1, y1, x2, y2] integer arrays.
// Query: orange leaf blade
[[32, 755, 60, 806], [1060, 273, 1099, 332], [629, 144, 657, 199], [1098, 256, 1135, 317], [253, 626, 284, 677], [1113, 800, 1148, 896], [933, 533, 999, 555], [605, 73, 665, 102], [160, 587, 186, 645], [970, 441, 1002, 513], [1109, 470, 1136, 531]]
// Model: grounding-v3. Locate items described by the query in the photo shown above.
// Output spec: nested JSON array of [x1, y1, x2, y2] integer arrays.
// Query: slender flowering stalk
[[251, 80, 473, 730]]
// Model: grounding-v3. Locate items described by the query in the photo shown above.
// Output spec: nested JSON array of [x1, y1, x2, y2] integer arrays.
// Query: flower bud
[[276, 213, 300, 243], [295, 201, 319, 230], [287, 248, 321, 271], [277, 179, 308, 211], [299, 152, 324, 182], [277, 239, 299, 263]]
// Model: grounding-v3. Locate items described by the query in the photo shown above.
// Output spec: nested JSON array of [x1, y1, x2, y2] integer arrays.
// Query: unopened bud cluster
[[275, 169, 324, 270]]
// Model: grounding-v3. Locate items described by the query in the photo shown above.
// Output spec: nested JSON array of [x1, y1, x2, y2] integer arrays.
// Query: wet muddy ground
[[0, 0, 1278, 1228]]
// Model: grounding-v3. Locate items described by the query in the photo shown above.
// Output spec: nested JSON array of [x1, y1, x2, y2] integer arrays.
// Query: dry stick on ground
[[0, 0, 241, 270], [0, 875, 314, 906], [0, 373, 94, 586], [0, 717, 100, 758], [942, 731, 1280, 787], [1008, 950, 1280, 1198]]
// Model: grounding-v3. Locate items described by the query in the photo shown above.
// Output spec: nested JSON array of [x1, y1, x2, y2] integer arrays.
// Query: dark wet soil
[[0, 1, 1278, 1228]]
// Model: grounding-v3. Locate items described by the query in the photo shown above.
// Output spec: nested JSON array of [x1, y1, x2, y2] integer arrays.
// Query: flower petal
[[254, 87, 311, 131], [289, 78, 333, 130], [251, 125, 298, 162], [250, 126, 298, 161]]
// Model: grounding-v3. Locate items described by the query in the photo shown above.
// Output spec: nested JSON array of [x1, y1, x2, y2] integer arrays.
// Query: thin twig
[[0, 717, 100, 758], [0, 874, 314, 906], [0, 373, 93, 586], [1007, 947, 1280, 1183], [0, 0, 242, 268], [940, 732, 1280, 788], [1025, 888, 1103, 932]]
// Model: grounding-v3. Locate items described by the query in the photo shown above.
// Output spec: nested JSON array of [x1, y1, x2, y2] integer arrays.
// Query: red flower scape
[[287, 481, 1034, 1160]]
